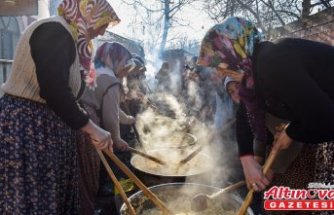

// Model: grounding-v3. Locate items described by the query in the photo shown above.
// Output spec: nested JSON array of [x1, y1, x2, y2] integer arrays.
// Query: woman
[[197, 17, 334, 200], [81, 42, 136, 150], [0, 0, 119, 214], [78, 42, 136, 214]]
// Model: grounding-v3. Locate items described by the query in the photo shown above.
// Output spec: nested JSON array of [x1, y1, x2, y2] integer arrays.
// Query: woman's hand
[[217, 63, 244, 82], [114, 139, 129, 151], [240, 155, 271, 191], [81, 119, 113, 152]]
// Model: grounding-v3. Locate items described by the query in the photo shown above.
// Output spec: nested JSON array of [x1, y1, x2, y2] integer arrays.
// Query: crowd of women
[[0, 0, 333, 214]]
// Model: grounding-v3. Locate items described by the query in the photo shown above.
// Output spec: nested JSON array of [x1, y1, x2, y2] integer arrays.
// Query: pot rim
[[120, 182, 254, 215], [130, 148, 213, 177]]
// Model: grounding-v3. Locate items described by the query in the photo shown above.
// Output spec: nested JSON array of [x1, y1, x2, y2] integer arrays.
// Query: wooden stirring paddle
[[128, 147, 166, 165], [97, 150, 136, 215], [103, 149, 175, 215], [178, 145, 203, 165], [191, 181, 246, 212]]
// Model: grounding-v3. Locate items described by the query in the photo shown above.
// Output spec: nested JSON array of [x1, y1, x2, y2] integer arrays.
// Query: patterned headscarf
[[197, 17, 267, 142], [58, 0, 120, 87], [94, 42, 134, 76]]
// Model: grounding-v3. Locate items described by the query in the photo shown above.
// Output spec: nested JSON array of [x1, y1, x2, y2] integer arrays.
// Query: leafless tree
[[120, 0, 196, 54], [201, 0, 333, 38]]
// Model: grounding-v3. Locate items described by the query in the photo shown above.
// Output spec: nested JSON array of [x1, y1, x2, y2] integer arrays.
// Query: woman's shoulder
[[96, 74, 120, 90], [256, 39, 302, 63], [30, 20, 74, 47]]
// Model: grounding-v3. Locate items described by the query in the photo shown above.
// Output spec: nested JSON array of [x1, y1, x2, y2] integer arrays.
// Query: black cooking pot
[[119, 183, 254, 215]]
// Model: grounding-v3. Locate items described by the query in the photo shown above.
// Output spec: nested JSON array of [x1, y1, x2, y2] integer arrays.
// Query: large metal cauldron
[[130, 148, 212, 187], [120, 183, 254, 215]]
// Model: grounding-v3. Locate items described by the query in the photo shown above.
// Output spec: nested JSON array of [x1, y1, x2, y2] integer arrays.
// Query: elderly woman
[[78, 42, 136, 214], [0, 0, 119, 214], [197, 17, 334, 211], [81, 42, 136, 149]]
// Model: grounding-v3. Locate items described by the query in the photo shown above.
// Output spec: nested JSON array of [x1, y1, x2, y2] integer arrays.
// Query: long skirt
[[0, 94, 79, 215], [77, 104, 100, 215]]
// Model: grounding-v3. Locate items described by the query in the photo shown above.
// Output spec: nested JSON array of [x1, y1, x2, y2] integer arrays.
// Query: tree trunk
[[159, 0, 170, 54], [301, 0, 311, 20]]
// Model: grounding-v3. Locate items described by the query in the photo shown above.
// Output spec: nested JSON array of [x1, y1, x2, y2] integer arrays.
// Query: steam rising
[[133, 55, 243, 191]]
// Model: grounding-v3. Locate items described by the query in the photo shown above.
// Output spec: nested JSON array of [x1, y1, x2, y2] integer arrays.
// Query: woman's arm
[[236, 103, 255, 156], [30, 22, 113, 150], [237, 103, 270, 190], [101, 85, 129, 151], [259, 48, 334, 144], [101, 85, 122, 142], [30, 22, 88, 129], [119, 109, 135, 125]]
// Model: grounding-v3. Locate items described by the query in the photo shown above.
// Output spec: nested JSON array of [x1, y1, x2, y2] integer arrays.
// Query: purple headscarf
[[197, 16, 267, 142]]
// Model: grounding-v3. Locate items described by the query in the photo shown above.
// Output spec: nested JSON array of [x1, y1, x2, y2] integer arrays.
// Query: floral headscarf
[[58, 0, 120, 87], [197, 17, 267, 142], [94, 42, 134, 76]]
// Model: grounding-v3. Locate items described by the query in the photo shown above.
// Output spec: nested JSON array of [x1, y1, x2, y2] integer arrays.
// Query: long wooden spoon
[[97, 150, 136, 215], [128, 147, 166, 165], [103, 149, 175, 215], [178, 145, 203, 165], [191, 181, 246, 211]]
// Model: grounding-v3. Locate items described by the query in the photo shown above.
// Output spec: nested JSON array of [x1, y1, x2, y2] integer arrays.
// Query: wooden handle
[[97, 150, 136, 215], [179, 145, 203, 165], [237, 147, 280, 215], [132, 124, 144, 147], [128, 147, 166, 165], [210, 181, 246, 199], [237, 124, 285, 215], [103, 149, 175, 215]]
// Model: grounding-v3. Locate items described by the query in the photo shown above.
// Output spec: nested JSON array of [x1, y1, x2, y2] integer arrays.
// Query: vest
[[2, 16, 81, 103]]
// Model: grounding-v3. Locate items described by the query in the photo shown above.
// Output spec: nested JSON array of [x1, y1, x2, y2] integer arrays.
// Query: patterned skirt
[[77, 104, 101, 215], [0, 94, 79, 215]]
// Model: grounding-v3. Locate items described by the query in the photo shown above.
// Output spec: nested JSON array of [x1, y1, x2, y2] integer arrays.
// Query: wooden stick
[[97, 150, 136, 215], [103, 149, 175, 215], [179, 145, 203, 165], [237, 147, 279, 215], [210, 181, 246, 199], [128, 147, 166, 165], [131, 124, 144, 148], [179, 119, 236, 165]]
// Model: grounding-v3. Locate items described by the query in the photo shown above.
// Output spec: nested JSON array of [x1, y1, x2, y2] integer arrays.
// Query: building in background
[[0, 0, 50, 95], [272, 7, 334, 45]]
